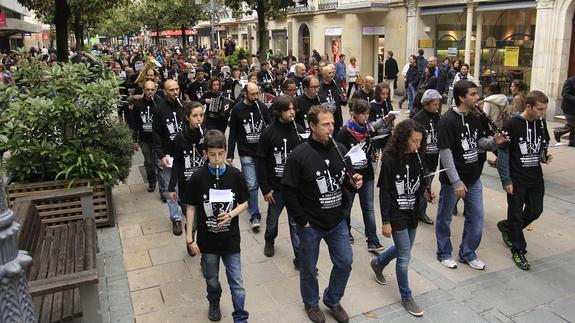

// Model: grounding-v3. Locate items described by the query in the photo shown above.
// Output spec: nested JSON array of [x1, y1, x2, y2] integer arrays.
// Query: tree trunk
[[181, 25, 187, 49], [73, 14, 84, 50], [256, 0, 268, 58], [54, 0, 70, 62], [155, 22, 160, 46]]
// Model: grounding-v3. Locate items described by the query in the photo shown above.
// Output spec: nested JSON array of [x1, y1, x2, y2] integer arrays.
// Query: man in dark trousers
[[496, 91, 552, 270], [384, 50, 399, 100], [282, 105, 363, 323], [152, 79, 184, 235], [554, 74, 575, 146], [227, 82, 271, 230], [257, 95, 303, 266]]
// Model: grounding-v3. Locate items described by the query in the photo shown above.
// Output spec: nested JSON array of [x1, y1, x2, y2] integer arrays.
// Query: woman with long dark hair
[[370, 119, 435, 318]]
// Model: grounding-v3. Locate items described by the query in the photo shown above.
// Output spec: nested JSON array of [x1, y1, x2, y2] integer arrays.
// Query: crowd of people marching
[[81, 42, 559, 323]]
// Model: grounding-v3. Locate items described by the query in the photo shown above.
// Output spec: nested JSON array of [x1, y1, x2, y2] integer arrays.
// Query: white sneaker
[[461, 258, 486, 270], [440, 258, 458, 269]]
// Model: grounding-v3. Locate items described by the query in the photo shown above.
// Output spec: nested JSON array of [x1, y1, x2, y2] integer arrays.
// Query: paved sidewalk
[[99, 117, 575, 323]]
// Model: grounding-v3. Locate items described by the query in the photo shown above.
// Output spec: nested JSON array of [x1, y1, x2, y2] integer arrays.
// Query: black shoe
[[402, 298, 424, 317], [293, 258, 300, 270], [304, 304, 326, 323], [322, 301, 350, 323], [251, 218, 261, 232], [264, 241, 274, 257], [208, 300, 222, 321], [161, 196, 167, 203], [554, 129, 566, 143], [367, 242, 385, 252], [512, 252, 530, 270], [370, 258, 386, 285], [419, 214, 434, 225], [172, 220, 182, 236], [147, 182, 156, 192], [497, 222, 512, 248]]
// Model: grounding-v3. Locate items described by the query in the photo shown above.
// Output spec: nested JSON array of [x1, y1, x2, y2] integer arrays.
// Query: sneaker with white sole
[[459, 258, 486, 270], [440, 258, 458, 269], [402, 298, 424, 317]]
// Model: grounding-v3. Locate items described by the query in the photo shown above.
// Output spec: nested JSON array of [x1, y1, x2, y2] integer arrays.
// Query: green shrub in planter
[[0, 53, 132, 187], [226, 47, 250, 67]]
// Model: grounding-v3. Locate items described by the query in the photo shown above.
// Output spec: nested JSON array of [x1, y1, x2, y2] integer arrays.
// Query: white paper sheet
[[345, 144, 367, 165], [209, 189, 234, 203], [387, 110, 400, 116]]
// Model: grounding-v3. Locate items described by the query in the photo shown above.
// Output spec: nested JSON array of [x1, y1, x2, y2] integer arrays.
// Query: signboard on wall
[[362, 26, 385, 36], [447, 47, 458, 56], [324, 27, 342, 36], [0, 13, 6, 27], [419, 39, 433, 48], [504, 46, 520, 67]]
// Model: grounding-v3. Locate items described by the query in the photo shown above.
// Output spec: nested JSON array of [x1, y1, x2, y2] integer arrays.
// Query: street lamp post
[[0, 179, 37, 322], [210, 0, 217, 50]]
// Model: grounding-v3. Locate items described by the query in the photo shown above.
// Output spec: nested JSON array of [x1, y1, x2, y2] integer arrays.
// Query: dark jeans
[[297, 220, 353, 306], [139, 141, 159, 185], [556, 113, 575, 145], [203, 253, 249, 323], [498, 186, 545, 254], [346, 82, 358, 97], [264, 190, 300, 259], [342, 181, 380, 245]]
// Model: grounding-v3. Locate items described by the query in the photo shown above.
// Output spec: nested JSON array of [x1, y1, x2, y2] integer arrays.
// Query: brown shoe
[[304, 304, 326, 323], [323, 302, 349, 323]]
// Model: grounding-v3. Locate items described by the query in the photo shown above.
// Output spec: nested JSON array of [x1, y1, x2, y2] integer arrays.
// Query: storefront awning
[[0, 18, 42, 35], [477, 1, 536, 12], [420, 5, 465, 16]]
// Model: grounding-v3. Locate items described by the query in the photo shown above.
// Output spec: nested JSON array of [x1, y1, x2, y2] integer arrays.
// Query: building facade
[[0, 0, 46, 52]]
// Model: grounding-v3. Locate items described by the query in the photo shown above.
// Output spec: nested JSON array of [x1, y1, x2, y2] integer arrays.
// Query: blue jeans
[[203, 253, 249, 323], [407, 83, 416, 112], [239, 156, 261, 221], [435, 179, 484, 262], [264, 190, 300, 259], [375, 227, 416, 300], [342, 181, 380, 245], [297, 220, 353, 306], [159, 166, 182, 221]]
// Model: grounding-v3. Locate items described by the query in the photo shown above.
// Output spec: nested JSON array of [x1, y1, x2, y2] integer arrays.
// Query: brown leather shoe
[[323, 302, 349, 323], [304, 304, 326, 323]]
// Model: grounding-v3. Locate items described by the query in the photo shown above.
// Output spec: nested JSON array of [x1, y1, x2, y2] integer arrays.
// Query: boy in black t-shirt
[[496, 91, 552, 270], [183, 130, 249, 323]]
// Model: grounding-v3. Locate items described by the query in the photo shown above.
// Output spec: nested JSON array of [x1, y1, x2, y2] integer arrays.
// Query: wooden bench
[[14, 187, 101, 323]]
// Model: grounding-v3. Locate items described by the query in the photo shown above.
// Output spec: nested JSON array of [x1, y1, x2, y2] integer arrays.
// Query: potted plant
[[0, 50, 133, 226]]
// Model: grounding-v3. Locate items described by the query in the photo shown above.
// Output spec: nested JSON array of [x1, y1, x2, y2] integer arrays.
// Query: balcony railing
[[286, 4, 316, 13], [318, 0, 338, 10]]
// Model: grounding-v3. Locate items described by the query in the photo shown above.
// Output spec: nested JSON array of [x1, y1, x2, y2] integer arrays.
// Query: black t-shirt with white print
[[169, 127, 206, 196], [413, 109, 440, 171], [337, 126, 374, 181], [501, 115, 549, 187], [183, 165, 249, 255], [282, 138, 349, 231], [295, 94, 322, 133], [437, 107, 485, 185], [378, 153, 424, 231], [227, 100, 271, 158], [256, 120, 304, 193]]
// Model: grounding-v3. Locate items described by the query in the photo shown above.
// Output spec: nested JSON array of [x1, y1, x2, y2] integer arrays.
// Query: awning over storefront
[[420, 5, 465, 16], [477, 1, 536, 12], [0, 18, 42, 35]]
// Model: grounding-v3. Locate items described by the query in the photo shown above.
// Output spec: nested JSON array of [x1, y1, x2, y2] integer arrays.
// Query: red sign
[[42, 33, 49, 40], [149, 29, 198, 37], [0, 13, 6, 28]]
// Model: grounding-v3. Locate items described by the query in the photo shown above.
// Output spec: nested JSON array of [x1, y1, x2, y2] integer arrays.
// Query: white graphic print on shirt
[[272, 138, 290, 177], [165, 112, 182, 141], [315, 159, 345, 209], [242, 112, 265, 143], [202, 192, 234, 233], [518, 120, 544, 168], [395, 164, 421, 210], [460, 123, 478, 163], [183, 144, 206, 181], [426, 119, 438, 154], [141, 105, 153, 132]]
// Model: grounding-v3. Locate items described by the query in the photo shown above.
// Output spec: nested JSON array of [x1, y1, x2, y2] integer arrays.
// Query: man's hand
[[425, 190, 437, 203], [226, 158, 233, 165], [351, 173, 363, 189], [544, 154, 553, 164], [167, 191, 177, 202], [504, 184, 513, 195], [455, 184, 468, 199], [263, 191, 276, 204], [217, 212, 233, 227], [187, 240, 201, 256], [494, 131, 510, 145], [382, 224, 392, 238], [384, 114, 396, 122], [161, 157, 170, 168], [205, 98, 212, 104]]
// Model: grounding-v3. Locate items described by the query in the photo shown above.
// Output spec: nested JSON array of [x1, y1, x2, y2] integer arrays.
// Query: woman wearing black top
[[201, 77, 232, 133], [370, 119, 435, 318]]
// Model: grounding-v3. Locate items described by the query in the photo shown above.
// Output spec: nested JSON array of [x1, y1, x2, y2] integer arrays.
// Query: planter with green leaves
[[0, 51, 133, 226]]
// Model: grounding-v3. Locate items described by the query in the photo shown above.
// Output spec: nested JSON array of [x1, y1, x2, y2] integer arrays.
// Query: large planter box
[[6, 179, 116, 227]]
